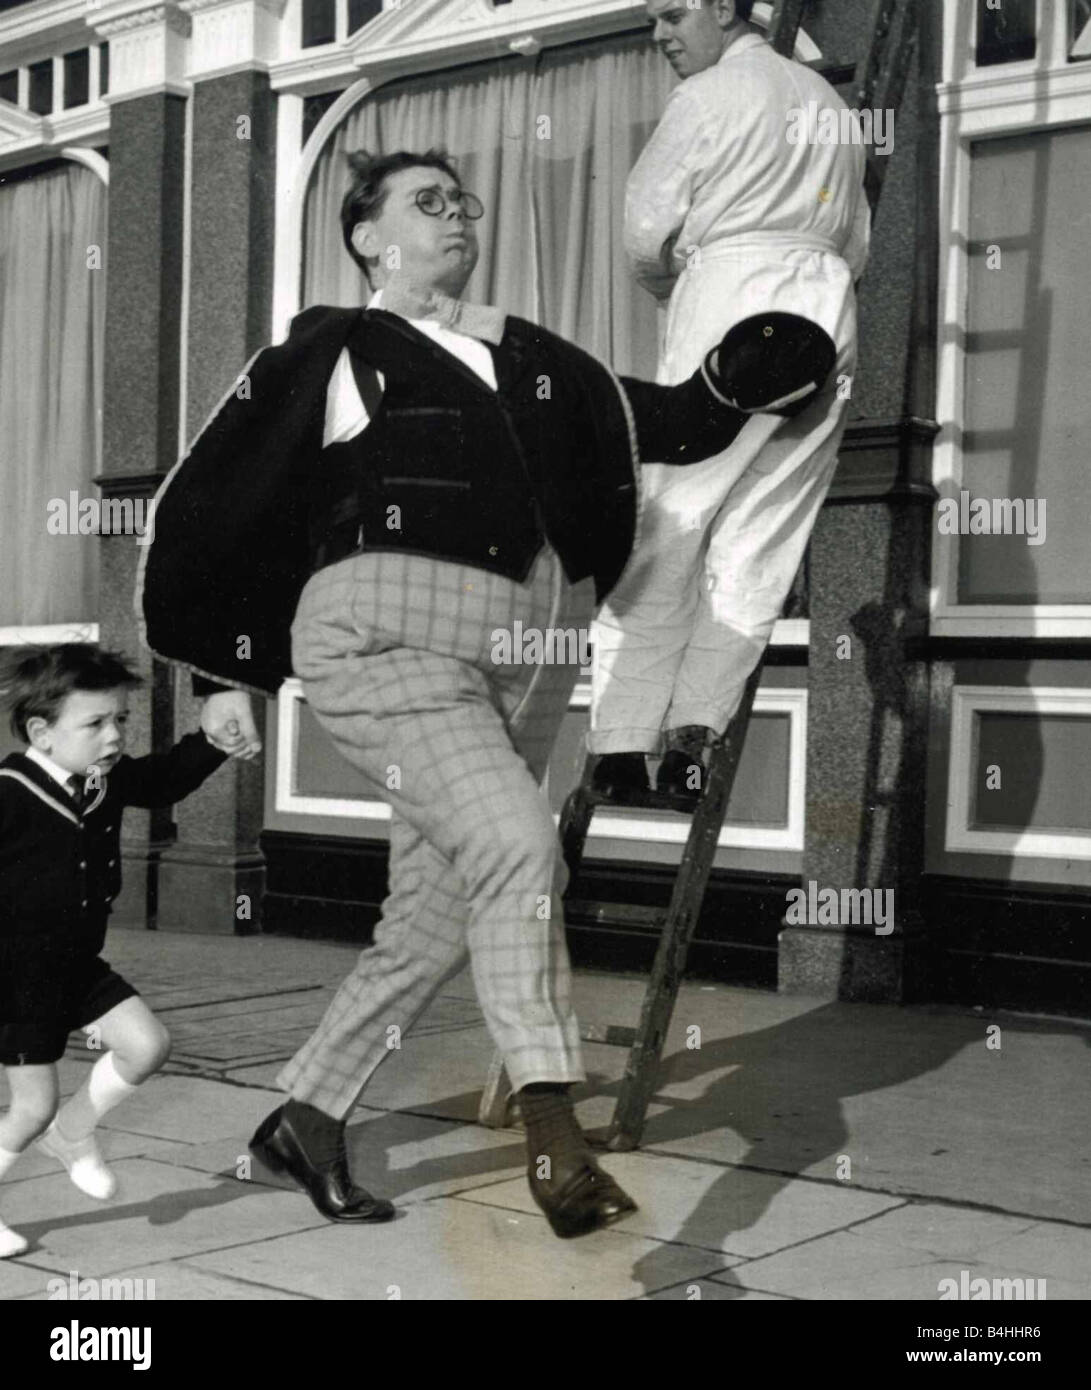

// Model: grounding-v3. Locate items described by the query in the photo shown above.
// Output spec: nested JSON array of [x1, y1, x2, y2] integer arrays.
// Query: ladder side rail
[[867, 0, 919, 216], [606, 662, 765, 1148], [854, 0, 901, 110], [768, 0, 810, 57]]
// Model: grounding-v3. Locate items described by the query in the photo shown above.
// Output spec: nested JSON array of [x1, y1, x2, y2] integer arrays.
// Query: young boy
[[0, 643, 230, 1257]]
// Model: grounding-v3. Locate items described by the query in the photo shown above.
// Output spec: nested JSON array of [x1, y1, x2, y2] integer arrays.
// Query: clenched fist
[[200, 690, 262, 761]]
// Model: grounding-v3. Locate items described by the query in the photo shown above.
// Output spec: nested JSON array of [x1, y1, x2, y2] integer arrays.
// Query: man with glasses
[[138, 147, 835, 1241]]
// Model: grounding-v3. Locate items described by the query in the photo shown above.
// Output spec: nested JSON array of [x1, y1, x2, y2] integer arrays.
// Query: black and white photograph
[[0, 0, 1087, 1333]]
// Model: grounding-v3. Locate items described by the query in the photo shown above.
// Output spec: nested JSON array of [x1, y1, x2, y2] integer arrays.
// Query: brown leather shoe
[[249, 1106, 395, 1224], [528, 1156, 638, 1239]]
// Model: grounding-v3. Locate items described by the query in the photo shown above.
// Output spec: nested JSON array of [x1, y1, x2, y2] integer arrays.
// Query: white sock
[[0, 1144, 28, 1257], [54, 1052, 139, 1141]]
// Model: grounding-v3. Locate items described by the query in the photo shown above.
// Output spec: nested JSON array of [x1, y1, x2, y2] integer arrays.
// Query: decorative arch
[[273, 72, 398, 338], [60, 147, 110, 185]]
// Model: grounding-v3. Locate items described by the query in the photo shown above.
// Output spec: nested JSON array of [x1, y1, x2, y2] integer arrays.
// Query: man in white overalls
[[590, 0, 871, 796]]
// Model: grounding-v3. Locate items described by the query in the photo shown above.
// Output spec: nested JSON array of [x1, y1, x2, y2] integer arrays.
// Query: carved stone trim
[[88, 2, 192, 98], [94, 5, 192, 39]]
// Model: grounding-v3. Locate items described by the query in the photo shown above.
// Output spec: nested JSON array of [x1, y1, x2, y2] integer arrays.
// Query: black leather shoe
[[655, 749, 704, 800], [592, 752, 649, 796], [249, 1106, 395, 1223], [528, 1156, 638, 1239]]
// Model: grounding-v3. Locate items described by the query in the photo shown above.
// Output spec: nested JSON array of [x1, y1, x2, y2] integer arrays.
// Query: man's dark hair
[[340, 147, 463, 282], [736, 0, 755, 19], [0, 643, 142, 741]]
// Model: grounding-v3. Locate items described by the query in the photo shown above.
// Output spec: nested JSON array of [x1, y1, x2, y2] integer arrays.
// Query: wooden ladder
[[477, 0, 919, 1151]]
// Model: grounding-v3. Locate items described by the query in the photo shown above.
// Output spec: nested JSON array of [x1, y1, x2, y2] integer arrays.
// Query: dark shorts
[[0, 936, 139, 1066]]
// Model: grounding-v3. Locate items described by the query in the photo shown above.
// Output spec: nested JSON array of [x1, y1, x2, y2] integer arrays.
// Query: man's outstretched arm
[[620, 312, 838, 465]]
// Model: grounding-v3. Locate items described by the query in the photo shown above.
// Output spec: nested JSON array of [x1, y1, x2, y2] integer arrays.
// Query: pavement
[[2, 927, 1090, 1301]]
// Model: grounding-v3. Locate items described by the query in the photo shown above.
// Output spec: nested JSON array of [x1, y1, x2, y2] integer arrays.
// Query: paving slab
[[644, 1278, 792, 1300], [3, 1130, 182, 1187], [227, 1027, 500, 1124], [4, 930, 1089, 1301], [0, 1260, 53, 1299], [979, 1221, 1091, 1286], [449, 1149, 905, 1258], [96, 1076, 284, 1144], [2, 1159, 328, 1277], [634, 1000, 1091, 1224], [16, 1262, 310, 1300], [151, 1107, 529, 1205], [847, 1203, 1044, 1260], [722, 1228, 1091, 1301], [188, 1197, 736, 1300]]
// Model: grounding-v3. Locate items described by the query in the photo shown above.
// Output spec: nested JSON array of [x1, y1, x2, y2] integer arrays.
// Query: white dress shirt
[[322, 287, 499, 447], [624, 31, 870, 297]]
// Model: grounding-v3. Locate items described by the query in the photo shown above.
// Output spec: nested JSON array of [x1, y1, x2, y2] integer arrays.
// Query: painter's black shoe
[[249, 1107, 395, 1223], [655, 749, 704, 801], [528, 1156, 638, 1239], [592, 752, 649, 797]]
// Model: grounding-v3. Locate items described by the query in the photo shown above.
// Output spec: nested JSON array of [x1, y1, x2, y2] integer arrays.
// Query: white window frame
[[931, 0, 1091, 638], [945, 683, 1091, 859], [277, 674, 807, 851], [570, 681, 808, 853], [0, 624, 100, 646]]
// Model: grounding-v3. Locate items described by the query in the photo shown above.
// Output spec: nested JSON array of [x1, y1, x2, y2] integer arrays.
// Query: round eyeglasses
[[415, 187, 485, 221]]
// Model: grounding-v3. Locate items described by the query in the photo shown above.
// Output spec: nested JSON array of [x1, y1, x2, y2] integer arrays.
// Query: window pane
[[28, 58, 53, 115], [348, 0, 381, 36], [302, 0, 336, 48], [64, 48, 89, 109], [100, 42, 109, 96], [1072, 0, 1091, 59], [976, 0, 1037, 67], [302, 89, 342, 146], [958, 127, 1091, 604], [0, 70, 17, 105]]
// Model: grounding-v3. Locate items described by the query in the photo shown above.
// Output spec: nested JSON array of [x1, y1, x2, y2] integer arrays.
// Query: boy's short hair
[[0, 643, 142, 741], [340, 147, 463, 283]]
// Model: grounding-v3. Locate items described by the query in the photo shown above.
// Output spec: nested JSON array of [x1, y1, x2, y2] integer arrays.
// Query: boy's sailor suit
[[0, 736, 226, 1064]]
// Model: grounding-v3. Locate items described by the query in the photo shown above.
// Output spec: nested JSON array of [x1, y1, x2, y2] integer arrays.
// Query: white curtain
[[0, 162, 106, 626], [302, 30, 674, 378]]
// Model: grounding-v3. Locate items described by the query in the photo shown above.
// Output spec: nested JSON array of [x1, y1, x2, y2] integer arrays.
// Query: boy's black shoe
[[592, 752, 649, 796]]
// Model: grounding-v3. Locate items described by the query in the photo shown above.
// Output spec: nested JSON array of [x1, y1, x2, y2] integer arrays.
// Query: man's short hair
[[0, 643, 142, 741], [736, 0, 755, 19], [340, 148, 463, 281]]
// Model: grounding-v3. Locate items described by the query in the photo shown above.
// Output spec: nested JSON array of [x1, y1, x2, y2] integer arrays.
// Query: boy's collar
[[24, 745, 79, 790]]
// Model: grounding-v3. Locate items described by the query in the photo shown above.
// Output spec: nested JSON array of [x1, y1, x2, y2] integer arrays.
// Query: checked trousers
[[276, 545, 597, 1118]]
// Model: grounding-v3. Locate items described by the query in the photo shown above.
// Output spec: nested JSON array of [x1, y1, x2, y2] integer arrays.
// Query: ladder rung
[[579, 1023, 638, 1048], [583, 785, 710, 814], [565, 899, 667, 930]]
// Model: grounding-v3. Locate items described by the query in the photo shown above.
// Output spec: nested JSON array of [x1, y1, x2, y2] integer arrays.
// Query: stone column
[[90, 2, 191, 928], [778, 4, 942, 1001], [154, 0, 282, 933]]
